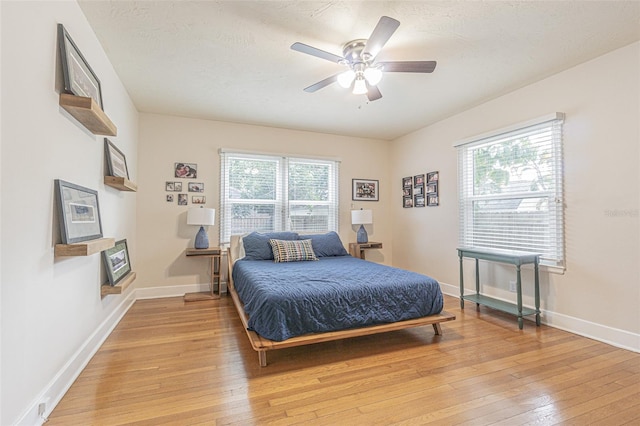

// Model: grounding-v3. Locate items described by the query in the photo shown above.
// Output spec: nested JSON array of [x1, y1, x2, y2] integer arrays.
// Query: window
[[457, 113, 565, 268], [219, 150, 339, 244]]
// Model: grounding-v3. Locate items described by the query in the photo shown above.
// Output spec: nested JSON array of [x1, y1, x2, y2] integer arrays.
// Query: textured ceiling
[[78, 1, 640, 141]]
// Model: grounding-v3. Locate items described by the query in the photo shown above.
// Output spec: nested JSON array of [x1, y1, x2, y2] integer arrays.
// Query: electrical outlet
[[509, 280, 517, 292], [38, 397, 50, 417]]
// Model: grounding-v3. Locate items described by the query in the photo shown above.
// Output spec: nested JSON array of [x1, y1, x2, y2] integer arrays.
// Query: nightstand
[[184, 247, 221, 302], [349, 242, 383, 260]]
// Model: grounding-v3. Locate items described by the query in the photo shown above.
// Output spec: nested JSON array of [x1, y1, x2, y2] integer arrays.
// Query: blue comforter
[[232, 256, 443, 341]]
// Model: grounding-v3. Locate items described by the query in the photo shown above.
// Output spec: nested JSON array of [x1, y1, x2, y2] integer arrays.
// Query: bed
[[227, 231, 455, 366]]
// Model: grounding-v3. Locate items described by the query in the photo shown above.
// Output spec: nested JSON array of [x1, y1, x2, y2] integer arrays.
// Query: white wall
[[0, 1, 139, 424], [391, 42, 640, 350], [136, 114, 391, 291]]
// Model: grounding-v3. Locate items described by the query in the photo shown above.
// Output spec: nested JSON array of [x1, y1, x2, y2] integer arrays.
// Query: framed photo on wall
[[102, 239, 131, 286], [57, 24, 103, 108], [188, 182, 204, 192], [54, 179, 103, 244], [175, 163, 197, 178], [352, 179, 379, 201], [104, 139, 129, 179]]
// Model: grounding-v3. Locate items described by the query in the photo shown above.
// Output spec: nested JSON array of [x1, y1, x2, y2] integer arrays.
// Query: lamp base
[[194, 226, 209, 249], [356, 224, 368, 244]]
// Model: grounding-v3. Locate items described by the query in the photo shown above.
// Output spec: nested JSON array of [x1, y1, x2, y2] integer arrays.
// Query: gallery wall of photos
[[165, 162, 206, 205], [402, 171, 439, 208]]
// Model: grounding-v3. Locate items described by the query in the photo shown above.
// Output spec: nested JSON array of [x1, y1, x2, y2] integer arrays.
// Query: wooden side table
[[349, 242, 383, 260], [184, 247, 221, 302]]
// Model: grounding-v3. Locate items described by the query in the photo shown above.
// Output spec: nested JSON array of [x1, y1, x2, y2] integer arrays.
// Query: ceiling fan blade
[[291, 42, 344, 64], [379, 61, 437, 73], [363, 16, 400, 59], [366, 84, 382, 102], [303, 74, 339, 92]]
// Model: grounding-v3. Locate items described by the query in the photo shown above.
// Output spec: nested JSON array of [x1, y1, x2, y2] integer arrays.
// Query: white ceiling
[[78, 1, 640, 141]]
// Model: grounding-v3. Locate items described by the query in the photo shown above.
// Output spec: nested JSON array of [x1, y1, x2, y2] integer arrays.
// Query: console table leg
[[535, 260, 541, 326], [516, 265, 523, 330], [459, 253, 465, 310]]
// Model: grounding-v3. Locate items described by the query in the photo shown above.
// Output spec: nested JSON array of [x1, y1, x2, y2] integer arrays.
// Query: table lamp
[[351, 209, 373, 244], [187, 206, 216, 249]]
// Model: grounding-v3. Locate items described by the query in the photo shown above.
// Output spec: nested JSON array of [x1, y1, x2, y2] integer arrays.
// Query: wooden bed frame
[[227, 246, 456, 367]]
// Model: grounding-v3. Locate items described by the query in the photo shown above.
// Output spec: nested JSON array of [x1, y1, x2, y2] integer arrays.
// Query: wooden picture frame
[[55, 179, 103, 244], [352, 179, 379, 201], [104, 139, 129, 179], [102, 239, 131, 286], [58, 24, 103, 108]]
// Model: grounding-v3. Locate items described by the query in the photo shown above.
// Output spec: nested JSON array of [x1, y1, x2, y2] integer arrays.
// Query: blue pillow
[[242, 231, 299, 260], [304, 232, 349, 257]]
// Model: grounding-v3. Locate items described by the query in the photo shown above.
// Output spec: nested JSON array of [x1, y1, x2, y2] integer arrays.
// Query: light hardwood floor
[[48, 294, 640, 425]]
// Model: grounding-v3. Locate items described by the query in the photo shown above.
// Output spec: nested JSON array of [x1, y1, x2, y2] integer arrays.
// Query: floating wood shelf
[[101, 271, 136, 296], [59, 93, 117, 136], [104, 176, 137, 192], [55, 237, 115, 257]]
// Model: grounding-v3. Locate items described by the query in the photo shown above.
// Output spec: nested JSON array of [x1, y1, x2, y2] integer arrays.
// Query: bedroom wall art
[[402, 176, 413, 208], [352, 178, 379, 201], [426, 171, 439, 206]]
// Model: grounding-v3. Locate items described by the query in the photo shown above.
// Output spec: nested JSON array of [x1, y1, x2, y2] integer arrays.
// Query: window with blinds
[[219, 151, 339, 244], [457, 113, 565, 268]]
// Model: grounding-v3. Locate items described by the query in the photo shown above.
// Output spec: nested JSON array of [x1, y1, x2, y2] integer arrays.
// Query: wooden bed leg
[[433, 323, 442, 335], [258, 350, 267, 367]]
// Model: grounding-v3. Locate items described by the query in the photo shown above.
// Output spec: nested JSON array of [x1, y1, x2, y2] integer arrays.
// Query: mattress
[[232, 255, 443, 341]]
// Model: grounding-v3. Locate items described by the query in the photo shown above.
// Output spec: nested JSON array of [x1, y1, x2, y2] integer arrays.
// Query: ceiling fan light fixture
[[364, 66, 383, 86], [352, 76, 368, 95], [337, 69, 356, 88]]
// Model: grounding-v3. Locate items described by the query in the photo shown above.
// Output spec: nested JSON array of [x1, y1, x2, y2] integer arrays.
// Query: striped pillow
[[269, 239, 318, 263]]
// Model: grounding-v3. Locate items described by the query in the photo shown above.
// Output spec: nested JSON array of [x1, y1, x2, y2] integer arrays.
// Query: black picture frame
[[55, 179, 103, 244], [403, 196, 413, 208], [427, 195, 439, 206], [58, 24, 103, 108], [414, 195, 425, 207], [352, 178, 379, 201], [104, 139, 129, 179], [102, 239, 131, 286], [188, 182, 204, 193], [402, 176, 412, 188]]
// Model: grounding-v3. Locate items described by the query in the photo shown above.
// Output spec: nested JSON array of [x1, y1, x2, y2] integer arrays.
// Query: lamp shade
[[187, 207, 215, 226], [351, 209, 373, 225]]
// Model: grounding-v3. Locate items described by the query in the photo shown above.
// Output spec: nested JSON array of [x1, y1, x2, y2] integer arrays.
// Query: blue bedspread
[[232, 256, 443, 341]]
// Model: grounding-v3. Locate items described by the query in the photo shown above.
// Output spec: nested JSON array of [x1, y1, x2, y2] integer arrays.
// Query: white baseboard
[[439, 281, 640, 353], [19, 289, 136, 426]]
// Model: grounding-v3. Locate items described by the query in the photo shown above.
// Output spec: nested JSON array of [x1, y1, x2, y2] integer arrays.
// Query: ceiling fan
[[291, 16, 437, 101]]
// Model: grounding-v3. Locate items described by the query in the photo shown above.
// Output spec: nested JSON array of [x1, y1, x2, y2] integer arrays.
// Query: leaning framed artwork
[[352, 179, 379, 201], [102, 239, 132, 286], [54, 179, 103, 244], [58, 24, 103, 108], [104, 139, 129, 179]]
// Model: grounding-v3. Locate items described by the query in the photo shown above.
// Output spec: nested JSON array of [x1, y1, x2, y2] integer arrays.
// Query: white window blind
[[219, 151, 339, 244], [457, 114, 565, 267]]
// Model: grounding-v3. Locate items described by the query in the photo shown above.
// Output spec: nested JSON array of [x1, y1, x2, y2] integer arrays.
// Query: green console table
[[457, 247, 541, 329]]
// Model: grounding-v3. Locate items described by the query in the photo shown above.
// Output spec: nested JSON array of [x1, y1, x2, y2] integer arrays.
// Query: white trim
[[454, 112, 565, 147], [439, 281, 639, 353], [219, 147, 342, 163]]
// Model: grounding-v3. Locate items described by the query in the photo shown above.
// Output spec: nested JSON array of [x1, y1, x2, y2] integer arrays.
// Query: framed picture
[[54, 179, 103, 244], [402, 187, 412, 197], [352, 179, 379, 201], [57, 24, 103, 108], [414, 195, 425, 207], [414, 185, 423, 196], [104, 139, 129, 179], [178, 194, 188, 205], [427, 171, 439, 182], [166, 194, 174, 202], [175, 163, 197, 178], [174, 182, 183, 192], [402, 176, 412, 187], [192, 195, 206, 204], [414, 174, 425, 186], [426, 183, 438, 194], [165, 182, 175, 191], [102, 239, 131, 286], [428, 195, 439, 206], [188, 182, 204, 192], [403, 196, 413, 208]]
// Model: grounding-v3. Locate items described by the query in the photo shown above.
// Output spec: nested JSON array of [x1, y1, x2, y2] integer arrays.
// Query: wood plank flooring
[[47, 295, 640, 425]]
